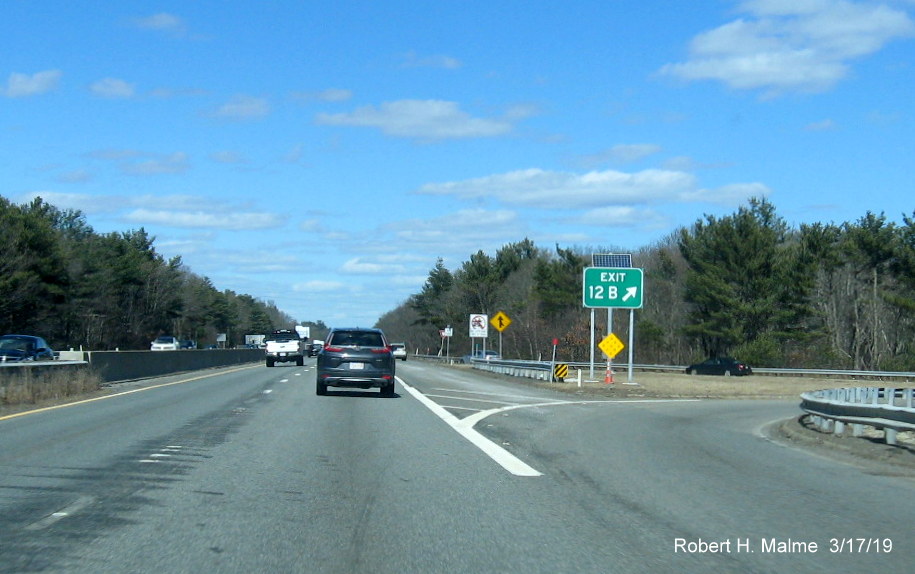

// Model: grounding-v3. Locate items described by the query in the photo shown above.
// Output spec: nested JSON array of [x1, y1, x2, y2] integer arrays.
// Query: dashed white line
[[25, 495, 96, 530]]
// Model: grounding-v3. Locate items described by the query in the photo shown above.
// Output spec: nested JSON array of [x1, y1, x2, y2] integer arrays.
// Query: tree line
[[377, 198, 915, 371], [0, 195, 323, 350], [7, 193, 915, 370]]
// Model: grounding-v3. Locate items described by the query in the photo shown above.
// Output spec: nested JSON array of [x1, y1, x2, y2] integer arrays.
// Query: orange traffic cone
[[604, 363, 614, 384]]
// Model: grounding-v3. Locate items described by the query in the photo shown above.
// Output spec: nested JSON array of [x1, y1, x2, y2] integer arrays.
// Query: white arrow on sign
[[622, 287, 638, 302]]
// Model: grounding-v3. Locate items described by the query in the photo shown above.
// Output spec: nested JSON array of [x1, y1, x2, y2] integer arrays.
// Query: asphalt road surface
[[1, 360, 912, 573]]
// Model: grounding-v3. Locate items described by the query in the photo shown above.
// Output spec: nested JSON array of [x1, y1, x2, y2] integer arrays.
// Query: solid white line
[[423, 393, 518, 405], [431, 388, 553, 402], [397, 378, 543, 477], [439, 405, 484, 412]]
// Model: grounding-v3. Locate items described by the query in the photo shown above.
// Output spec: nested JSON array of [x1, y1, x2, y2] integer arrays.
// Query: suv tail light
[[371, 347, 391, 354], [324, 345, 344, 352]]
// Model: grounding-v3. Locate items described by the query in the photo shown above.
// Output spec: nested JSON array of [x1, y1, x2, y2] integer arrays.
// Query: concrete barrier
[[1, 349, 263, 384], [84, 349, 264, 383]]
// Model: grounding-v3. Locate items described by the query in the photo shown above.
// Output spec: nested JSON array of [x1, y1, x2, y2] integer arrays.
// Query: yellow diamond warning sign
[[598, 333, 625, 359], [490, 311, 511, 332]]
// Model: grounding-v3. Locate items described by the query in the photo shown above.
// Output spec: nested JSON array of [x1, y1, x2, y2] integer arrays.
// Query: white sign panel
[[469, 314, 489, 338]]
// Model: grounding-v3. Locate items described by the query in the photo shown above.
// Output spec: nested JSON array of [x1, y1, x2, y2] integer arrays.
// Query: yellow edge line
[[0, 364, 262, 422]]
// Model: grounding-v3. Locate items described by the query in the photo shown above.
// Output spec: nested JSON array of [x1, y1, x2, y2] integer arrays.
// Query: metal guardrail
[[800, 387, 915, 445]]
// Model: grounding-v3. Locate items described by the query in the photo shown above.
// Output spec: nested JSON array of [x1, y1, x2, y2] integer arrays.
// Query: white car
[[390, 342, 407, 361], [150, 336, 180, 351]]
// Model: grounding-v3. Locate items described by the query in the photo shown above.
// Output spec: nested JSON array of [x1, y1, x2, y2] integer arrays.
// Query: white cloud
[[121, 152, 190, 175], [417, 168, 698, 208], [282, 144, 303, 163], [21, 190, 289, 232], [341, 258, 407, 274], [135, 13, 187, 35], [221, 252, 300, 273], [56, 170, 94, 183], [292, 88, 353, 103], [681, 182, 772, 205], [210, 95, 270, 119], [316, 99, 518, 140], [298, 218, 324, 232], [3, 70, 61, 97], [401, 51, 462, 69], [123, 209, 286, 230], [392, 209, 522, 252], [579, 144, 663, 166], [579, 206, 665, 227], [210, 151, 247, 164], [18, 191, 116, 213], [91, 77, 136, 98], [805, 118, 837, 131], [659, 0, 915, 95], [294, 280, 347, 292]]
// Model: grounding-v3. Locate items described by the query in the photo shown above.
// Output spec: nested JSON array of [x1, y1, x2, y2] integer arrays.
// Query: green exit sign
[[582, 267, 644, 309]]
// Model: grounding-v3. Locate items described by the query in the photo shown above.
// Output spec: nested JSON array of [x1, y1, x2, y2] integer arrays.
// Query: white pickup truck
[[264, 329, 305, 367]]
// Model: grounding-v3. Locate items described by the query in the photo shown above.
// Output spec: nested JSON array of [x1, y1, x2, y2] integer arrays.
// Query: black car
[[316, 327, 395, 396], [686, 357, 752, 376], [0, 334, 55, 362]]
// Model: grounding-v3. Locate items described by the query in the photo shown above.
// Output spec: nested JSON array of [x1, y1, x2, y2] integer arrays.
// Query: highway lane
[[0, 360, 913, 573]]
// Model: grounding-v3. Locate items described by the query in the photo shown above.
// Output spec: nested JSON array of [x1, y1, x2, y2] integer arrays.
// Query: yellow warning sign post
[[490, 311, 511, 332], [490, 311, 511, 358], [598, 333, 624, 384]]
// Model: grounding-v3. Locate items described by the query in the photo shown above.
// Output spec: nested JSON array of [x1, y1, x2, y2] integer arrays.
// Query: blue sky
[[3, 1, 914, 327]]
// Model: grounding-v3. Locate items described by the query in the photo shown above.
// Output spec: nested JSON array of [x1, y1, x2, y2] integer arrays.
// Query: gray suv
[[316, 327, 396, 396]]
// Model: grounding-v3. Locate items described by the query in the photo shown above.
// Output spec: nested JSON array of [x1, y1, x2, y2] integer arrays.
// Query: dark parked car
[[0, 334, 55, 362], [316, 327, 395, 396], [686, 357, 752, 376]]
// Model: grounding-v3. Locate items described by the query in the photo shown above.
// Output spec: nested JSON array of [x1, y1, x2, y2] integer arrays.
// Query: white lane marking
[[263, 389, 274, 394], [398, 378, 542, 477], [25, 495, 96, 531], [400, 380, 702, 477], [423, 393, 519, 406], [439, 405, 484, 412], [432, 388, 559, 402]]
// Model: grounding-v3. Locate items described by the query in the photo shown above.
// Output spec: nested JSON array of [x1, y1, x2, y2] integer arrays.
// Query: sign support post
[[583, 266, 643, 383]]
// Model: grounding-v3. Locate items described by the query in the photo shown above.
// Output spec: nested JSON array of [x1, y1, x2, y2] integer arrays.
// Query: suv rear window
[[328, 330, 385, 347]]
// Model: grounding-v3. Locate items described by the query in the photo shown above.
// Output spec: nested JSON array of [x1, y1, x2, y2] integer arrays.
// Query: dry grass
[[0, 366, 103, 408], [530, 369, 914, 400]]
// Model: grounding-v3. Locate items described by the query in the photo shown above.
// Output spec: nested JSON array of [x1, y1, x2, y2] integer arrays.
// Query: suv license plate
[[349, 362, 365, 370]]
